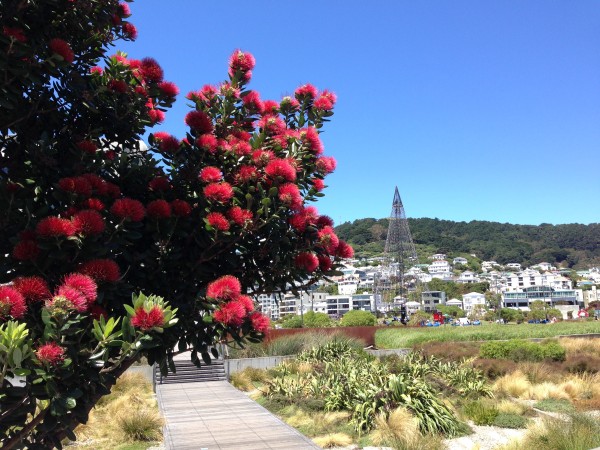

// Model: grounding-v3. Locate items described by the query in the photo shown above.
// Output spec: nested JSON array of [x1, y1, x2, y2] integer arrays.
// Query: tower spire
[[375, 187, 425, 312]]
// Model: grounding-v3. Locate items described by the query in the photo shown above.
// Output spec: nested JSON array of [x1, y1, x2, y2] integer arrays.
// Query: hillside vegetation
[[335, 218, 600, 268]]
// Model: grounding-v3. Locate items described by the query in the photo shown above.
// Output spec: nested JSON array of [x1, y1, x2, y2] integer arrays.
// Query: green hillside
[[335, 218, 600, 268]]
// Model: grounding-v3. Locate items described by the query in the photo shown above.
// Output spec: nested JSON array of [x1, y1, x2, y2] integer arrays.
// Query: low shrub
[[565, 354, 600, 374], [479, 340, 566, 362], [464, 400, 499, 425], [474, 358, 519, 379], [492, 413, 528, 429], [415, 341, 480, 361], [534, 398, 575, 413], [340, 310, 376, 326], [230, 372, 254, 391]]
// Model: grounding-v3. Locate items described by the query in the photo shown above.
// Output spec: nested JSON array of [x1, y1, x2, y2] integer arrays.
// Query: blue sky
[[119, 1, 600, 226]]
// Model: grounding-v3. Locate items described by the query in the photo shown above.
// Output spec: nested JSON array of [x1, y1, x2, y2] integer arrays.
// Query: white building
[[462, 292, 486, 314], [481, 261, 500, 272], [505, 263, 522, 271], [456, 271, 480, 284], [256, 293, 282, 320], [428, 260, 451, 275], [430, 253, 447, 261], [453, 257, 468, 266], [337, 279, 359, 295]]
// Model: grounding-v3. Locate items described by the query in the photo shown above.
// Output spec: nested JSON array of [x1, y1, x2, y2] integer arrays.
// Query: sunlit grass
[[375, 322, 600, 348]]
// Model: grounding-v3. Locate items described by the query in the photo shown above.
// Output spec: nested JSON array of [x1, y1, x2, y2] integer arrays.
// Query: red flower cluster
[[207, 212, 229, 231], [13, 276, 50, 303], [72, 210, 105, 235], [295, 252, 319, 273], [147, 200, 171, 219], [199, 167, 223, 183], [250, 312, 270, 333], [185, 111, 213, 134], [149, 176, 171, 191], [171, 199, 192, 217], [12, 238, 40, 261], [62, 273, 97, 304], [131, 306, 165, 330], [79, 259, 121, 283], [227, 206, 253, 226], [265, 159, 297, 182], [153, 132, 180, 153], [203, 182, 233, 203], [278, 183, 302, 210], [111, 198, 146, 222], [49, 38, 74, 63], [0, 286, 27, 319], [36, 343, 65, 366], [294, 83, 318, 100], [36, 217, 76, 238]]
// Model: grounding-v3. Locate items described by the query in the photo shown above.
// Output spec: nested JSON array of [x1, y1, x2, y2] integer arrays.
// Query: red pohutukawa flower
[[108, 79, 128, 93], [185, 110, 213, 134], [80, 259, 121, 283], [131, 306, 165, 330], [294, 252, 319, 273], [280, 96, 300, 111], [77, 140, 98, 154], [336, 241, 354, 259], [13, 276, 50, 303], [317, 226, 340, 253], [3, 26, 27, 43], [252, 150, 275, 167], [289, 206, 319, 233], [316, 215, 334, 228], [36, 217, 76, 238], [229, 49, 256, 73], [227, 206, 253, 226], [314, 90, 337, 111], [73, 210, 105, 235], [196, 134, 218, 153], [237, 295, 255, 313], [171, 199, 192, 217], [147, 200, 172, 219], [312, 178, 325, 191], [111, 198, 146, 222], [249, 312, 270, 333], [206, 275, 241, 300], [158, 81, 179, 97], [204, 182, 234, 203], [81, 198, 105, 212], [49, 38, 74, 63], [148, 109, 165, 124], [12, 240, 40, 261], [199, 167, 223, 183], [122, 23, 138, 40], [0, 286, 27, 319], [206, 212, 230, 231], [242, 90, 263, 113], [149, 177, 171, 192], [316, 156, 337, 174], [294, 83, 318, 100], [153, 132, 180, 152], [258, 115, 286, 135], [236, 165, 258, 184], [118, 2, 131, 17], [62, 273, 97, 304], [36, 343, 65, 366], [56, 285, 88, 312], [265, 159, 297, 182], [278, 183, 303, 210], [213, 301, 245, 327], [318, 255, 333, 271], [262, 100, 279, 115], [301, 127, 324, 154], [140, 57, 164, 82]]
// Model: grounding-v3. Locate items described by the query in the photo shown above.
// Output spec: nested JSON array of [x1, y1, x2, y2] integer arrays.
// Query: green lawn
[[375, 321, 600, 348]]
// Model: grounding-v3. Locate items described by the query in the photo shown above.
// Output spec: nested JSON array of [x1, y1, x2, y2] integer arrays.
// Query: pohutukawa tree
[[0, 0, 352, 447]]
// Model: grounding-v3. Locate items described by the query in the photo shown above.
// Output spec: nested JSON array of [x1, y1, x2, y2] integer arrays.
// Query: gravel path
[[444, 423, 526, 450]]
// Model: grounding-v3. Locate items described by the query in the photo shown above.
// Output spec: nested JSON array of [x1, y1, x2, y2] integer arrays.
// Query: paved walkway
[[157, 380, 320, 450]]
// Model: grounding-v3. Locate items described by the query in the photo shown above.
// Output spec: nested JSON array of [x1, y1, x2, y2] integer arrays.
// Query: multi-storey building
[[421, 291, 446, 312]]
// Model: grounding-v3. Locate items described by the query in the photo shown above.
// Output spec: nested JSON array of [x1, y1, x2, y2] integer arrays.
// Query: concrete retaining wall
[[226, 355, 295, 377]]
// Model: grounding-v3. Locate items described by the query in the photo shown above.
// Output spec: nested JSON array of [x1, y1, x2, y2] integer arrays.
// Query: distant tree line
[[335, 218, 600, 268]]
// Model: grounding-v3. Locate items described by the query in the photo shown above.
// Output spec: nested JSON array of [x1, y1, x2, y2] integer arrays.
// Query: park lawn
[[375, 321, 600, 348]]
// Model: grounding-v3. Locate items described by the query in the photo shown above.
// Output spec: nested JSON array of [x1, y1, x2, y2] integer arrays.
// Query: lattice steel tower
[[375, 187, 424, 311]]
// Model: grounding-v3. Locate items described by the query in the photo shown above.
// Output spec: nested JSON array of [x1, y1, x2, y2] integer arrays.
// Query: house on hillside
[[462, 292, 486, 314], [453, 257, 468, 266]]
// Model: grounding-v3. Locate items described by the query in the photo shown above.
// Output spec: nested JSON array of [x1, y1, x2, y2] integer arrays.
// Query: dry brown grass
[[370, 407, 421, 447], [230, 371, 254, 391], [559, 337, 600, 356], [493, 370, 532, 398], [519, 362, 557, 384], [496, 399, 529, 416], [312, 432, 353, 448], [525, 382, 571, 401], [75, 373, 162, 447]]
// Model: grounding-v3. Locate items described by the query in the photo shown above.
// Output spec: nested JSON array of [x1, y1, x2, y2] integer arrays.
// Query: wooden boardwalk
[[157, 380, 320, 449]]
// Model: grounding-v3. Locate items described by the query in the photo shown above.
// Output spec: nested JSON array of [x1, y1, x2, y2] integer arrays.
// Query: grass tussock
[[496, 399, 529, 416], [229, 371, 254, 391], [284, 407, 352, 437], [370, 407, 421, 447], [493, 370, 531, 398], [75, 373, 162, 448], [503, 413, 600, 450], [312, 432, 353, 448], [519, 362, 557, 384], [559, 337, 600, 356]]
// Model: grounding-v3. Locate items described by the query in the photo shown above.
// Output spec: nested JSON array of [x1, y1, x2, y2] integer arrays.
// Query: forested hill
[[335, 218, 600, 268]]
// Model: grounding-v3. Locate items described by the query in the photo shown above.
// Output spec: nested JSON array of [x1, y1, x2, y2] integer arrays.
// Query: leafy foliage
[[480, 340, 566, 362], [340, 310, 376, 327]]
